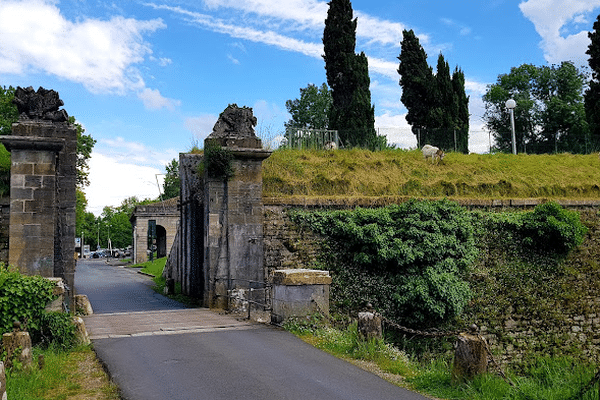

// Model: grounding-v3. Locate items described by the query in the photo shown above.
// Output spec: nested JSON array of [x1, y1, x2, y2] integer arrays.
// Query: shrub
[[0, 264, 55, 334], [31, 312, 76, 350], [520, 201, 587, 252], [291, 199, 477, 327]]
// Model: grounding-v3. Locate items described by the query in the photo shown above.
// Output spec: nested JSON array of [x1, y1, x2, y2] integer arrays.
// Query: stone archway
[[130, 198, 179, 264], [156, 225, 167, 259]]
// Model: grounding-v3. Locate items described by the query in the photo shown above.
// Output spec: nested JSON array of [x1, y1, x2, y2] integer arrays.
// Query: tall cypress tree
[[398, 30, 434, 146], [452, 67, 470, 153], [323, 0, 377, 149], [399, 34, 469, 152], [585, 13, 600, 148]]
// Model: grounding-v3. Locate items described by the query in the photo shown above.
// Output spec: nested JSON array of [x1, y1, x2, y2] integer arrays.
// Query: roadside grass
[[6, 345, 120, 400], [263, 149, 600, 200], [128, 257, 166, 277], [130, 257, 202, 307], [284, 316, 599, 400]]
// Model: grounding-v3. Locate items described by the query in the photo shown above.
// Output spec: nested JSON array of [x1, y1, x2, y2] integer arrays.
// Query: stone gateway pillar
[[203, 105, 271, 309], [0, 87, 77, 306]]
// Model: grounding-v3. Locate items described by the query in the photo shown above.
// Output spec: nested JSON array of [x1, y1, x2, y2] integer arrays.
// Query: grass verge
[[129, 256, 202, 307], [127, 257, 166, 277], [6, 345, 120, 400], [284, 315, 600, 400]]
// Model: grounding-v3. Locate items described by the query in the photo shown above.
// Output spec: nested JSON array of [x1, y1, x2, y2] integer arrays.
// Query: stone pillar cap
[[272, 269, 332, 285]]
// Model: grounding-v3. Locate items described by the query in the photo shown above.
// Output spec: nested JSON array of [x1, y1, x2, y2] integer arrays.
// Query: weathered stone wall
[[0, 119, 77, 305], [176, 153, 204, 298], [262, 199, 600, 363], [0, 198, 9, 264]]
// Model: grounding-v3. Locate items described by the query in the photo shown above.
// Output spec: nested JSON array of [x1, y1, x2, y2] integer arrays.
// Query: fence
[[282, 128, 340, 150], [214, 277, 271, 320]]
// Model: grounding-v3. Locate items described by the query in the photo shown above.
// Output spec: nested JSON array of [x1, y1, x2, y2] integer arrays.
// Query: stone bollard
[[45, 277, 66, 312], [74, 294, 93, 315], [164, 278, 175, 295], [2, 324, 32, 370], [73, 317, 90, 345], [452, 330, 488, 382], [358, 307, 383, 340], [0, 360, 6, 400]]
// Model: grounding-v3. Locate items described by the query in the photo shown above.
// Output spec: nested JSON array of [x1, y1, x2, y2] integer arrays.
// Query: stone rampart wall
[[263, 198, 600, 363]]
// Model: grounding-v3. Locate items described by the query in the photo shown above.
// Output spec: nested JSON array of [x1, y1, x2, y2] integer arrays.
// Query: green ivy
[[520, 202, 587, 252], [31, 311, 76, 350], [0, 264, 55, 334], [291, 199, 477, 327]]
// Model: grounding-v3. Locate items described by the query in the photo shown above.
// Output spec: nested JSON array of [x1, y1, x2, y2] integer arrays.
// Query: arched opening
[[156, 225, 167, 259]]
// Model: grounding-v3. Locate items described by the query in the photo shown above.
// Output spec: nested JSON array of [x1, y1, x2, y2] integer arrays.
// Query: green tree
[[398, 34, 469, 152], [285, 83, 332, 130], [585, 13, 600, 148], [398, 29, 434, 144], [163, 158, 180, 199], [323, 0, 378, 149], [0, 86, 18, 135], [452, 67, 470, 154], [483, 62, 589, 153], [71, 116, 96, 188]]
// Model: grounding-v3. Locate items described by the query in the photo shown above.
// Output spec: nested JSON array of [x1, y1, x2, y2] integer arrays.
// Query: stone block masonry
[[0, 88, 77, 309]]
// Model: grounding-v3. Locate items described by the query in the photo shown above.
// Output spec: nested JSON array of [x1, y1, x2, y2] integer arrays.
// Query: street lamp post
[[505, 99, 517, 155]]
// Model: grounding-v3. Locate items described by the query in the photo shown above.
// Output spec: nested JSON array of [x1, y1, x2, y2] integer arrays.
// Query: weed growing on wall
[[201, 142, 234, 180]]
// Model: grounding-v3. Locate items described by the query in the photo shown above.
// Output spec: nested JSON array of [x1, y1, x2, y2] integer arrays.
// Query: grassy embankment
[[263, 148, 600, 201], [267, 148, 600, 399]]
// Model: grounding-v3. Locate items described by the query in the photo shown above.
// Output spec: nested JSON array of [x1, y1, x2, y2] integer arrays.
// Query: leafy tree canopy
[[163, 158, 180, 199], [285, 83, 332, 130], [585, 13, 600, 144], [398, 32, 469, 153], [483, 62, 590, 154]]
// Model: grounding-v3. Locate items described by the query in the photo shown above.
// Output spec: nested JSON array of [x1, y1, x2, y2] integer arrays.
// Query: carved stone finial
[[210, 104, 257, 138], [12, 86, 69, 122]]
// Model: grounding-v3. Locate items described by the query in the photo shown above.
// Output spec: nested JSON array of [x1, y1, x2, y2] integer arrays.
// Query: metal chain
[[382, 316, 600, 400], [382, 317, 464, 338]]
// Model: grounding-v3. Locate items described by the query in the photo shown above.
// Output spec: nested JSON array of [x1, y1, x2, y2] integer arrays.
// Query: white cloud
[[97, 137, 179, 167], [86, 153, 164, 215], [184, 115, 219, 142], [227, 54, 241, 64], [137, 88, 181, 110], [519, 0, 600, 63], [158, 57, 173, 66], [0, 0, 166, 93]]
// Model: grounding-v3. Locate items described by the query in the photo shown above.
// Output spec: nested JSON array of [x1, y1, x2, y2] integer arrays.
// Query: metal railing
[[214, 277, 271, 320]]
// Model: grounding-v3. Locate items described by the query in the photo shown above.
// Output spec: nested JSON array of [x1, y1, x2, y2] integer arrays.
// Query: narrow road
[[75, 259, 428, 400]]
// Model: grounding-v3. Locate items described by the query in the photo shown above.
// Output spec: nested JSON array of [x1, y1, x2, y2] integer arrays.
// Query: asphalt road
[[75, 259, 428, 400]]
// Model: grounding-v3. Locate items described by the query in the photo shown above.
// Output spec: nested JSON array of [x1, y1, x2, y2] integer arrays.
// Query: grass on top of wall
[[262, 149, 600, 200]]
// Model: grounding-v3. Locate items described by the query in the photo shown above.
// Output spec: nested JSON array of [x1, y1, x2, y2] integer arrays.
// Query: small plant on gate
[[200, 141, 234, 180]]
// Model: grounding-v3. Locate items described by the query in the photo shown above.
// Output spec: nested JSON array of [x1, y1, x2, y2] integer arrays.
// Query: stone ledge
[[272, 269, 332, 285]]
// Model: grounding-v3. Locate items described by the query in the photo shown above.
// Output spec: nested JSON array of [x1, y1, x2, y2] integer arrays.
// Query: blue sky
[[1, 0, 599, 214]]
